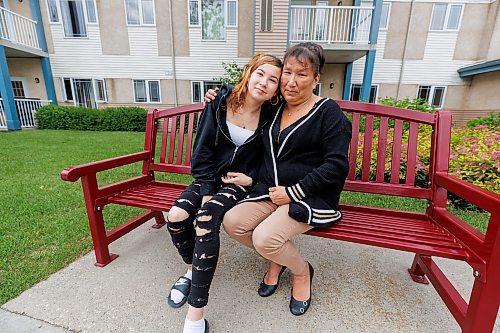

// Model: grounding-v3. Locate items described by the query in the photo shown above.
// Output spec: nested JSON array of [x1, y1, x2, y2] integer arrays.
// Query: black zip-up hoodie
[[191, 85, 274, 196]]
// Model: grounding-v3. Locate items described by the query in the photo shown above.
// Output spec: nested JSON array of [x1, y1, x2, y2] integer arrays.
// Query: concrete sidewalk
[[2, 219, 499, 333]]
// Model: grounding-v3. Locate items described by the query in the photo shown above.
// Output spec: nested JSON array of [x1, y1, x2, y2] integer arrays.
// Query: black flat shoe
[[258, 265, 287, 297], [289, 262, 314, 316]]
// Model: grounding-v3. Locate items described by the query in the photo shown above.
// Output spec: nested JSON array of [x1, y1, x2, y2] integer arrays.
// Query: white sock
[[182, 317, 205, 333], [170, 269, 192, 304]]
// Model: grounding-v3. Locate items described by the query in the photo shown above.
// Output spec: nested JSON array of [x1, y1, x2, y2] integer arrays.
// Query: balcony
[[289, 5, 376, 63], [0, 7, 46, 57]]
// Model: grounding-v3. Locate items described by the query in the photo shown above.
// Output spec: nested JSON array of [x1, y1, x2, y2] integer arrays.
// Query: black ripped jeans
[[167, 182, 248, 308]]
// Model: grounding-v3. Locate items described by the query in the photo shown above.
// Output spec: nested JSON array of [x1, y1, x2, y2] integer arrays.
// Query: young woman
[[166, 53, 282, 333], [223, 43, 352, 316]]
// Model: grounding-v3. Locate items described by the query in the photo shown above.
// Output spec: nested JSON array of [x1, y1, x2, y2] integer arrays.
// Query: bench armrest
[[434, 172, 500, 213], [60, 151, 151, 182]]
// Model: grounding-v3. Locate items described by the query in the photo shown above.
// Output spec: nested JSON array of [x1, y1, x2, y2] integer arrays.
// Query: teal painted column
[[343, 62, 353, 100], [0, 46, 21, 130], [360, 0, 383, 102], [30, 0, 57, 104]]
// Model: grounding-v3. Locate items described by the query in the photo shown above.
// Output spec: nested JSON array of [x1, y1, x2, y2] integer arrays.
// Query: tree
[[213, 61, 243, 86]]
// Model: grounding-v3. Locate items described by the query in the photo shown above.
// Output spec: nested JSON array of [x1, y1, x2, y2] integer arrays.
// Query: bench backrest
[[144, 101, 452, 202], [336, 100, 452, 201]]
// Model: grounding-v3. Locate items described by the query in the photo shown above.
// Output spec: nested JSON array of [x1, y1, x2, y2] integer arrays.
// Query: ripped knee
[[168, 206, 190, 222]]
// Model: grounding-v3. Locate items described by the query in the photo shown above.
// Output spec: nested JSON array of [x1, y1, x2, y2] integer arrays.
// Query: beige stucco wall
[[442, 85, 467, 110], [175, 80, 193, 105], [384, 3, 431, 60], [8, 0, 30, 18], [454, 4, 490, 60], [320, 64, 345, 99], [7, 58, 47, 99], [462, 71, 500, 111], [39, 0, 54, 53], [238, 0, 253, 58], [485, 3, 500, 59], [156, 0, 172, 56], [378, 83, 419, 100], [171, 0, 189, 56], [96, 2, 130, 55]]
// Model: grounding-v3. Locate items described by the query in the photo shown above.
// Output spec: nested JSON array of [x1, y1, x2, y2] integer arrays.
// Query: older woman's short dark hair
[[283, 42, 325, 76]]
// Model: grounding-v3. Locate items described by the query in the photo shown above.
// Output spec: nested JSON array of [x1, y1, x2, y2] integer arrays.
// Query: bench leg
[[151, 211, 167, 229], [408, 254, 430, 284], [88, 208, 118, 267], [462, 278, 500, 333]]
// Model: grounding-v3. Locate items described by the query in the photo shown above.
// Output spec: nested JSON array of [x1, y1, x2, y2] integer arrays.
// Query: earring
[[270, 95, 279, 106]]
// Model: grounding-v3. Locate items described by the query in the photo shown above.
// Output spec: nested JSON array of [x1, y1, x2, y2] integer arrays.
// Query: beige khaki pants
[[223, 200, 313, 274]]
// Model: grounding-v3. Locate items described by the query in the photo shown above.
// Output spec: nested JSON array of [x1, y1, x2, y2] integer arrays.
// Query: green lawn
[[0, 130, 490, 305]]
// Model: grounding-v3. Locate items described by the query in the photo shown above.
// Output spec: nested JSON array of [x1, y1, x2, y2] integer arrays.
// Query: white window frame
[[61, 77, 107, 104], [417, 85, 446, 109], [93, 79, 107, 103], [124, 0, 156, 26], [133, 79, 161, 103], [11, 77, 29, 98], [260, 0, 273, 32], [191, 80, 221, 103], [46, 0, 60, 23], [379, 2, 391, 30], [188, 0, 200, 26], [350, 84, 379, 104], [429, 3, 463, 32], [188, 0, 237, 38]]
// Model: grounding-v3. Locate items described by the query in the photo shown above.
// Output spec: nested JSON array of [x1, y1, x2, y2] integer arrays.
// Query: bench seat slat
[[307, 228, 468, 260]]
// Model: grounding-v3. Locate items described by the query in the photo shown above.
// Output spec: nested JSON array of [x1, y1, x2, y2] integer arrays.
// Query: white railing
[[289, 6, 374, 44], [0, 7, 40, 50], [0, 98, 51, 129]]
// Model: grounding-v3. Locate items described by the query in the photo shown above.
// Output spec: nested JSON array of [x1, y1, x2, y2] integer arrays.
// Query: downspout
[[168, 0, 178, 106], [396, 0, 415, 99]]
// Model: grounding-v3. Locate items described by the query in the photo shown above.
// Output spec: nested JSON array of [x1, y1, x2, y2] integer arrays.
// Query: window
[[313, 83, 321, 96], [61, 78, 107, 106], [379, 2, 391, 30], [430, 3, 463, 31], [94, 79, 107, 102], [350, 84, 378, 103], [189, 0, 199, 25], [134, 80, 161, 103], [47, 0, 59, 23], [11, 80, 26, 98], [58, 0, 98, 37], [417, 85, 446, 108], [189, 0, 237, 39], [226, 0, 237, 27], [125, 0, 155, 25], [191, 81, 221, 103], [260, 0, 272, 32]]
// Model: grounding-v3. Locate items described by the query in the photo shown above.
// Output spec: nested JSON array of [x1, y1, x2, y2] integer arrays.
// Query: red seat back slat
[[375, 116, 389, 182], [348, 112, 360, 180], [406, 122, 419, 186], [361, 115, 374, 182]]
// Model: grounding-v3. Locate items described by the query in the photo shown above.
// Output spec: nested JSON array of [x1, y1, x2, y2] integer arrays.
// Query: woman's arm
[[285, 104, 352, 202]]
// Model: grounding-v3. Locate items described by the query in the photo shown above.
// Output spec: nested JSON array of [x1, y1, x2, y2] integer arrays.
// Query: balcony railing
[[0, 7, 40, 50], [0, 98, 51, 129], [289, 5, 374, 44]]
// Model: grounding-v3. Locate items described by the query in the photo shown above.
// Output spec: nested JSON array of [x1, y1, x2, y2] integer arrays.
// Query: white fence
[[289, 6, 374, 44], [0, 98, 51, 129], [0, 7, 40, 50]]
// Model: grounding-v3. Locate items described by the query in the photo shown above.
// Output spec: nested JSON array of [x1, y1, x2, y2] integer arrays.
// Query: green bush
[[36, 105, 147, 132], [466, 112, 500, 128], [378, 97, 436, 113]]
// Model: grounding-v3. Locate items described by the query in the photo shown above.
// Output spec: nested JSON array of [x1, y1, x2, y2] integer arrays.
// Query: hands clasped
[[269, 186, 291, 205], [221, 172, 253, 187]]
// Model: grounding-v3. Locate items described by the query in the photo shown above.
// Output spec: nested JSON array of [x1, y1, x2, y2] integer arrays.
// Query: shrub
[[36, 105, 147, 132], [466, 112, 500, 128], [378, 97, 436, 113], [213, 61, 243, 86]]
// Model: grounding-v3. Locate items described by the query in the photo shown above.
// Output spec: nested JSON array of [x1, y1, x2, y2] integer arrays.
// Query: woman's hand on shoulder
[[269, 186, 291, 206], [221, 172, 253, 187], [204, 88, 219, 104]]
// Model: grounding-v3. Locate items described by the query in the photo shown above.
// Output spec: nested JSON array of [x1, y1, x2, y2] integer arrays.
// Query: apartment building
[[1, 0, 498, 130]]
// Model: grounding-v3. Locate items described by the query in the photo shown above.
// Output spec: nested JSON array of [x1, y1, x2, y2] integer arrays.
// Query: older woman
[[222, 42, 352, 316]]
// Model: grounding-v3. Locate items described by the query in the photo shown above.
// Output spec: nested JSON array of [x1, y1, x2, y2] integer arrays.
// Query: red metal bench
[[61, 101, 499, 333]]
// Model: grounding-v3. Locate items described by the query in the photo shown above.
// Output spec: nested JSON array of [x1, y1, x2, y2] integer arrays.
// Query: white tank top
[[226, 120, 255, 147]]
